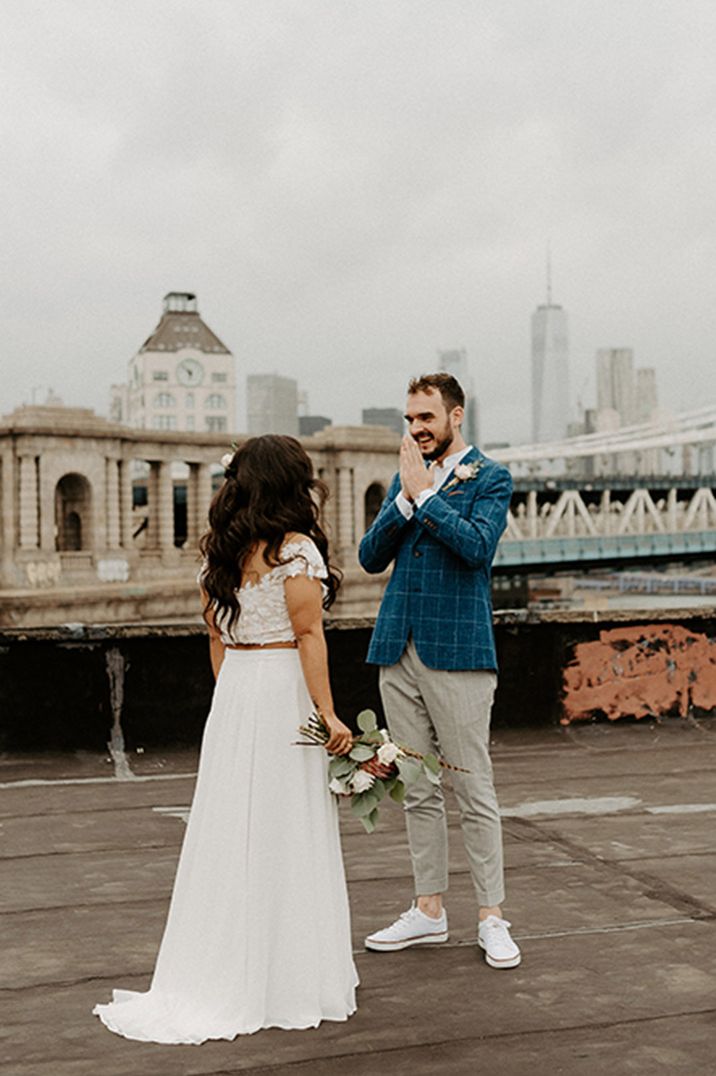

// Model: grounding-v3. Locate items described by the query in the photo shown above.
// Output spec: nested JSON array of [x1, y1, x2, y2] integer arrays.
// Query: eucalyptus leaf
[[356, 709, 378, 733], [423, 753, 441, 775], [349, 744, 375, 763], [397, 759, 422, 785], [390, 780, 406, 804], [328, 756, 356, 778], [351, 791, 379, 817], [360, 810, 377, 834], [424, 767, 442, 786], [372, 779, 387, 803]]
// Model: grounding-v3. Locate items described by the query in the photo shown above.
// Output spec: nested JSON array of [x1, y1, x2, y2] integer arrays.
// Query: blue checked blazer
[[358, 448, 512, 671]]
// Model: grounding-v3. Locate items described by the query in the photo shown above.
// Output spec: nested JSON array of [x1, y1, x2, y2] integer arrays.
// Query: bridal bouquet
[[297, 708, 466, 833]]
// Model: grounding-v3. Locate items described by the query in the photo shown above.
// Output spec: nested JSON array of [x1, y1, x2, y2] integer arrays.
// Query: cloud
[[1, 0, 715, 439]]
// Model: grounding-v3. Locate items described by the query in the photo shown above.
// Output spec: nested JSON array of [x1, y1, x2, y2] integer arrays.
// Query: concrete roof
[[2, 720, 714, 1072]]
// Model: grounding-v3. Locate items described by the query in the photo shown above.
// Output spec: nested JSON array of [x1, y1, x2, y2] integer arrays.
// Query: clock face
[[177, 358, 204, 386]]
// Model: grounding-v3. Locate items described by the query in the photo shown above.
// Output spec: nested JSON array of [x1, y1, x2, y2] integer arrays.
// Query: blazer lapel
[[437, 446, 481, 498]]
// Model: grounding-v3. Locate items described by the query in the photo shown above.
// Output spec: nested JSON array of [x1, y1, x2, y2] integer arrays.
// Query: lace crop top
[[199, 536, 328, 646]]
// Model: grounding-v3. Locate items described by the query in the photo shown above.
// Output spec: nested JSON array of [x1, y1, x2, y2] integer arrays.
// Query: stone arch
[[55, 473, 92, 551], [364, 481, 386, 531]]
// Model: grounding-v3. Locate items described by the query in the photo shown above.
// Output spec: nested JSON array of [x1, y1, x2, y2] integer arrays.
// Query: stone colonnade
[[4, 452, 216, 559], [0, 409, 242, 589], [0, 409, 401, 605]]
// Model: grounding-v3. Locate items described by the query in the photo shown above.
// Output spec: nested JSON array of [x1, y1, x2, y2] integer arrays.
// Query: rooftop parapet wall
[[1, 609, 713, 753]]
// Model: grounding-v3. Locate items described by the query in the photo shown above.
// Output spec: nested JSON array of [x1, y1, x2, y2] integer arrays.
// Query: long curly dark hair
[[199, 435, 341, 632]]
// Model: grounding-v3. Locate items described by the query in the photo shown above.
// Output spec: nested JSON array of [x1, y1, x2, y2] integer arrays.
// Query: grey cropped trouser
[[379, 638, 505, 907]]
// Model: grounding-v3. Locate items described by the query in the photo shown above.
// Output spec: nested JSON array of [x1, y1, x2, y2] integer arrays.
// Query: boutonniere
[[441, 458, 483, 494]]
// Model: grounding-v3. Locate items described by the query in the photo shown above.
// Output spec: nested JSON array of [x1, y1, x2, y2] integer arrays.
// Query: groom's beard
[[414, 427, 454, 462]]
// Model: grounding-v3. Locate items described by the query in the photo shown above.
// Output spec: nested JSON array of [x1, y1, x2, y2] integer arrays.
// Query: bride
[[93, 435, 359, 1043]]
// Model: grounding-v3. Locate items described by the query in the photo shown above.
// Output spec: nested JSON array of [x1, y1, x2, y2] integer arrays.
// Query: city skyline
[[3, 286, 695, 447], [2, 1, 716, 444]]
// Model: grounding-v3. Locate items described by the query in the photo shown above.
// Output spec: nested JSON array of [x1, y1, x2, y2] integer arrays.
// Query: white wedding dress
[[93, 537, 358, 1043]]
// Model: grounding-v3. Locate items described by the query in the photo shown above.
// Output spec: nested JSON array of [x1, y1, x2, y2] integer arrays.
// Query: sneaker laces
[[395, 902, 420, 926], [392, 902, 439, 928], [481, 915, 511, 936]]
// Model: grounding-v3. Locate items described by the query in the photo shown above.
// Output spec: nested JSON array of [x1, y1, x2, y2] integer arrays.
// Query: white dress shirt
[[395, 445, 473, 520]]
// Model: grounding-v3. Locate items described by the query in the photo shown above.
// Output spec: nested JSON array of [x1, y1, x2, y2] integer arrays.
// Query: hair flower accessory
[[220, 442, 240, 475], [442, 457, 483, 493]]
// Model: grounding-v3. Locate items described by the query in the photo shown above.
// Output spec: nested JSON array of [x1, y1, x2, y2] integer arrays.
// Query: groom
[[358, 373, 521, 969]]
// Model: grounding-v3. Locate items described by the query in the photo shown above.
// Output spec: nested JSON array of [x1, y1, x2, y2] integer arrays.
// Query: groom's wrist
[[395, 491, 415, 519], [414, 488, 435, 509]]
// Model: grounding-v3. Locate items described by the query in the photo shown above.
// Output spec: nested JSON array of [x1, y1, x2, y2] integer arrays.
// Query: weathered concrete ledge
[[1, 602, 714, 642], [1, 608, 714, 752]]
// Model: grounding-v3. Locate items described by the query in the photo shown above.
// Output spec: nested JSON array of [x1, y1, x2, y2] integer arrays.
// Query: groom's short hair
[[408, 373, 465, 414]]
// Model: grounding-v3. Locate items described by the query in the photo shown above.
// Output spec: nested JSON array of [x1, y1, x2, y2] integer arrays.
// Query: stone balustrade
[[1, 405, 715, 627]]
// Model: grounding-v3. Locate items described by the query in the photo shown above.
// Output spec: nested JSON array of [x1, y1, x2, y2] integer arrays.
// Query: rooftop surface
[[2, 719, 715, 1075]]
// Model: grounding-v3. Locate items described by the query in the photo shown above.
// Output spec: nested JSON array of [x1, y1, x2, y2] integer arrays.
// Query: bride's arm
[[285, 574, 353, 756], [200, 587, 225, 680]]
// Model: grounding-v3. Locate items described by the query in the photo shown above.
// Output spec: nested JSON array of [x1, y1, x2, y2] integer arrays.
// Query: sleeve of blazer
[[358, 474, 412, 574], [413, 465, 512, 568]]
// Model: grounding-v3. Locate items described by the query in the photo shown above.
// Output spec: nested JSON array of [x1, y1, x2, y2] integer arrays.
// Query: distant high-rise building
[[362, 407, 404, 436], [635, 367, 660, 473], [247, 374, 299, 436], [437, 348, 479, 445], [531, 278, 569, 443], [596, 347, 635, 426], [299, 415, 332, 437], [594, 350, 662, 474], [110, 292, 236, 433], [635, 367, 658, 424]]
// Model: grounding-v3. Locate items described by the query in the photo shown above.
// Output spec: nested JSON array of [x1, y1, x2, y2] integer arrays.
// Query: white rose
[[351, 770, 375, 793], [220, 452, 234, 470], [329, 778, 347, 795], [454, 463, 472, 480], [376, 742, 400, 765]]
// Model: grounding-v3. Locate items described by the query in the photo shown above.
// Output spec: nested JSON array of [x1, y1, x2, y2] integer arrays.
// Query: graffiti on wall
[[25, 561, 62, 588], [562, 623, 716, 723], [97, 559, 130, 583]]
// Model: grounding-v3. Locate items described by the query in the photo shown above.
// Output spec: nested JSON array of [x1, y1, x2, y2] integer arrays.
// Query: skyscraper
[[596, 347, 635, 426], [531, 267, 569, 442], [362, 407, 404, 436], [247, 374, 299, 436], [437, 348, 479, 445], [635, 367, 658, 424]]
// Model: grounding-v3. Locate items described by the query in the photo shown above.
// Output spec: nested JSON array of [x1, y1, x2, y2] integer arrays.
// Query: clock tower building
[[111, 292, 236, 433]]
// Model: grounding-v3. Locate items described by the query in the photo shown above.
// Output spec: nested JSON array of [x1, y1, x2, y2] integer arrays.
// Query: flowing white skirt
[[93, 649, 359, 1044]]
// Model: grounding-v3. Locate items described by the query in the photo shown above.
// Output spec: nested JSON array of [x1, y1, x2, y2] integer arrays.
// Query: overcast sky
[[2, 0, 715, 443]]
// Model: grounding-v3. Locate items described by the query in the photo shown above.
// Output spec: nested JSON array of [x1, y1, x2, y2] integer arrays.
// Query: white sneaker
[[365, 902, 449, 952], [478, 914, 521, 968]]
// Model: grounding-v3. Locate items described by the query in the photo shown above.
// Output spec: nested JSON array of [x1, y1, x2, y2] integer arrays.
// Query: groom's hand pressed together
[[399, 435, 433, 502]]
